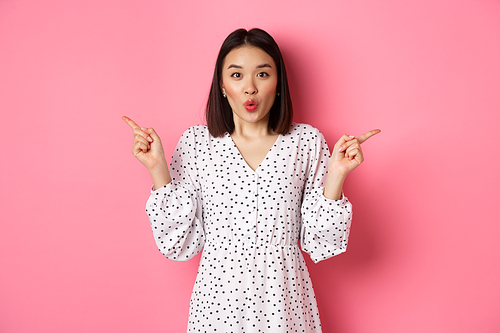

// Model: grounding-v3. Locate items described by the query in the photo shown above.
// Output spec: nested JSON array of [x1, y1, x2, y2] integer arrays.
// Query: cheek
[[261, 79, 278, 97], [222, 80, 240, 97]]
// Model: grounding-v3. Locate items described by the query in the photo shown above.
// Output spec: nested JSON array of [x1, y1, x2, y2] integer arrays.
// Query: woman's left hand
[[329, 129, 381, 177]]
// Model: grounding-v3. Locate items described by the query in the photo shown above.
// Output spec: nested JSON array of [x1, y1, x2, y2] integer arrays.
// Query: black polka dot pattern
[[146, 123, 353, 332]]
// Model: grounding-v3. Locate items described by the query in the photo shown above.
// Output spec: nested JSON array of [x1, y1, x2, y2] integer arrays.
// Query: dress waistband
[[205, 239, 300, 249]]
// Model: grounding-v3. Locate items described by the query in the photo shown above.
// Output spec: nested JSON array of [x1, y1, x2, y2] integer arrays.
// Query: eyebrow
[[227, 63, 273, 69]]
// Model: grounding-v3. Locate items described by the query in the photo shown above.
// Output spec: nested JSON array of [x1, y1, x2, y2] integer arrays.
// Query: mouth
[[244, 99, 258, 111]]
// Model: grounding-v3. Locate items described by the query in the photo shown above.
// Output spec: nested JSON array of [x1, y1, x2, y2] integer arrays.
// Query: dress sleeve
[[145, 127, 205, 261], [300, 130, 353, 263]]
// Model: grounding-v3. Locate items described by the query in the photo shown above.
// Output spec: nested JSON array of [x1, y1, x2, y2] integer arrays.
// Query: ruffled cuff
[[301, 187, 353, 263], [150, 178, 178, 193], [145, 181, 204, 261], [302, 187, 351, 224]]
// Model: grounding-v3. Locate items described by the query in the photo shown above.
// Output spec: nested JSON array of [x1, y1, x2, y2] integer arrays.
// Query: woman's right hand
[[122, 116, 167, 171]]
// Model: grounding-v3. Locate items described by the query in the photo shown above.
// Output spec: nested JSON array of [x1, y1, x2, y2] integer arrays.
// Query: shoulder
[[173, 125, 212, 154], [286, 122, 325, 141], [178, 124, 212, 142], [181, 124, 209, 136]]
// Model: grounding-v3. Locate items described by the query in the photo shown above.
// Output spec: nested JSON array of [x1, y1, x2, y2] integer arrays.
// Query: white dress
[[146, 123, 353, 333]]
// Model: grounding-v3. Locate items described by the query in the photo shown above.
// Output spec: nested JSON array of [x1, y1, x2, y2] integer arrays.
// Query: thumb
[[143, 127, 161, 142], [332, 134, 355, 156]]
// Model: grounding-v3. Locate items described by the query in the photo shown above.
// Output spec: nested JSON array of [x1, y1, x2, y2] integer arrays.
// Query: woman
[[123, 28, 379, 333]]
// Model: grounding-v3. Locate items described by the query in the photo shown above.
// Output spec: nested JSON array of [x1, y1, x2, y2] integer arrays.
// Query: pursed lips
[[244, 99, 258, 111]]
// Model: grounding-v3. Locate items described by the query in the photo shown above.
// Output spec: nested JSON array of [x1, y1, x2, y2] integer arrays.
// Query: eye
[[230, 72, 242, 78], [257, 72, 269, 78]]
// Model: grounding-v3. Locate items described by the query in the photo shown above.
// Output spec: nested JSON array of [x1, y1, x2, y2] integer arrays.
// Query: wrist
[[149, 158, 168, 172], [327, 167, 348, 181], [149, 159, 171, 189], [323, 170, 346, 200]]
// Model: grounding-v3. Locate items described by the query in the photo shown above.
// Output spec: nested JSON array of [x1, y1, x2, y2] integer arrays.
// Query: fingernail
[[147, 136, 153, 142], [349, 135, 355, 138]]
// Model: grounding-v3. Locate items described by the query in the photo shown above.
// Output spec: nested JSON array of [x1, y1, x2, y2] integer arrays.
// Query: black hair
[[206, 28, 293, 137]]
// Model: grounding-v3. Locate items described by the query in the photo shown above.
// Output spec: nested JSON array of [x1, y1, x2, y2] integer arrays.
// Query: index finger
[[122, 116, 140, 130], [357, 129, 381, 144]]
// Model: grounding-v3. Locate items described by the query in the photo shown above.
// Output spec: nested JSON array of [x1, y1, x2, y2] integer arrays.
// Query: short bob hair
[[206, 28, 293, 137]]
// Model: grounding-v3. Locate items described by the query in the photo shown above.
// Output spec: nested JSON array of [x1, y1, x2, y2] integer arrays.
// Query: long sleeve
[[300, 130, 353, 263], [145, 127, 205, 261]]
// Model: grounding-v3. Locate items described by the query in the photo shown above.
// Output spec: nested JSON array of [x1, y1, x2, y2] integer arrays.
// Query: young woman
[[123, 28, 379, 333]]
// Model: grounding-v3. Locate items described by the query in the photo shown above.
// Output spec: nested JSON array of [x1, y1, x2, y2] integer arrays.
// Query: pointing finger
[[357, 129, 381, 144], [122, 116, 140, 130]]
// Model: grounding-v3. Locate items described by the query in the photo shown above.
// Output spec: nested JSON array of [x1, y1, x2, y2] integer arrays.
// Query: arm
[[299, 131, 352, 263], [146, 127, 205, 260], [300, 128, 380, 263], [123, 117, 205, 260]]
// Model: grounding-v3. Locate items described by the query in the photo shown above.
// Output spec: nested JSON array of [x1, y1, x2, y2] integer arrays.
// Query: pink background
[[1, 0, 499, 332]]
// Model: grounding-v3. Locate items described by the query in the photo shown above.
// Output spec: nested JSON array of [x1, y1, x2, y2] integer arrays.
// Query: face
[[221, 46, 278, 128]]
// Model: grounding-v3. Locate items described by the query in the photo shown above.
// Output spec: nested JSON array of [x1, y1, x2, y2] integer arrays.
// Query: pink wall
[[1, 0, 499, 332]]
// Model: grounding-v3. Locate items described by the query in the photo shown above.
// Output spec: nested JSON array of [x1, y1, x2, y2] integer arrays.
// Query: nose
[[244, 79, 257, 95]]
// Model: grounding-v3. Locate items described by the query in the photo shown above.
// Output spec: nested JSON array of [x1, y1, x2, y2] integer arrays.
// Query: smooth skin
[[221, 46, 280, 171], [123, 46, 380, 199]]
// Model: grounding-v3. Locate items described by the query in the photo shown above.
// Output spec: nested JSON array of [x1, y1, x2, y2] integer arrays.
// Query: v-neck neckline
[[226, 132, 281, 173]]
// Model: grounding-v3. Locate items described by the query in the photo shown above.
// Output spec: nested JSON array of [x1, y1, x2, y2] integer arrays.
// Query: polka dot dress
[[146, 123, 352, 333]]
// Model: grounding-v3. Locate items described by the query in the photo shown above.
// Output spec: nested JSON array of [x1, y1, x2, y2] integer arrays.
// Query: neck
[[232, 115, 273, 139]]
